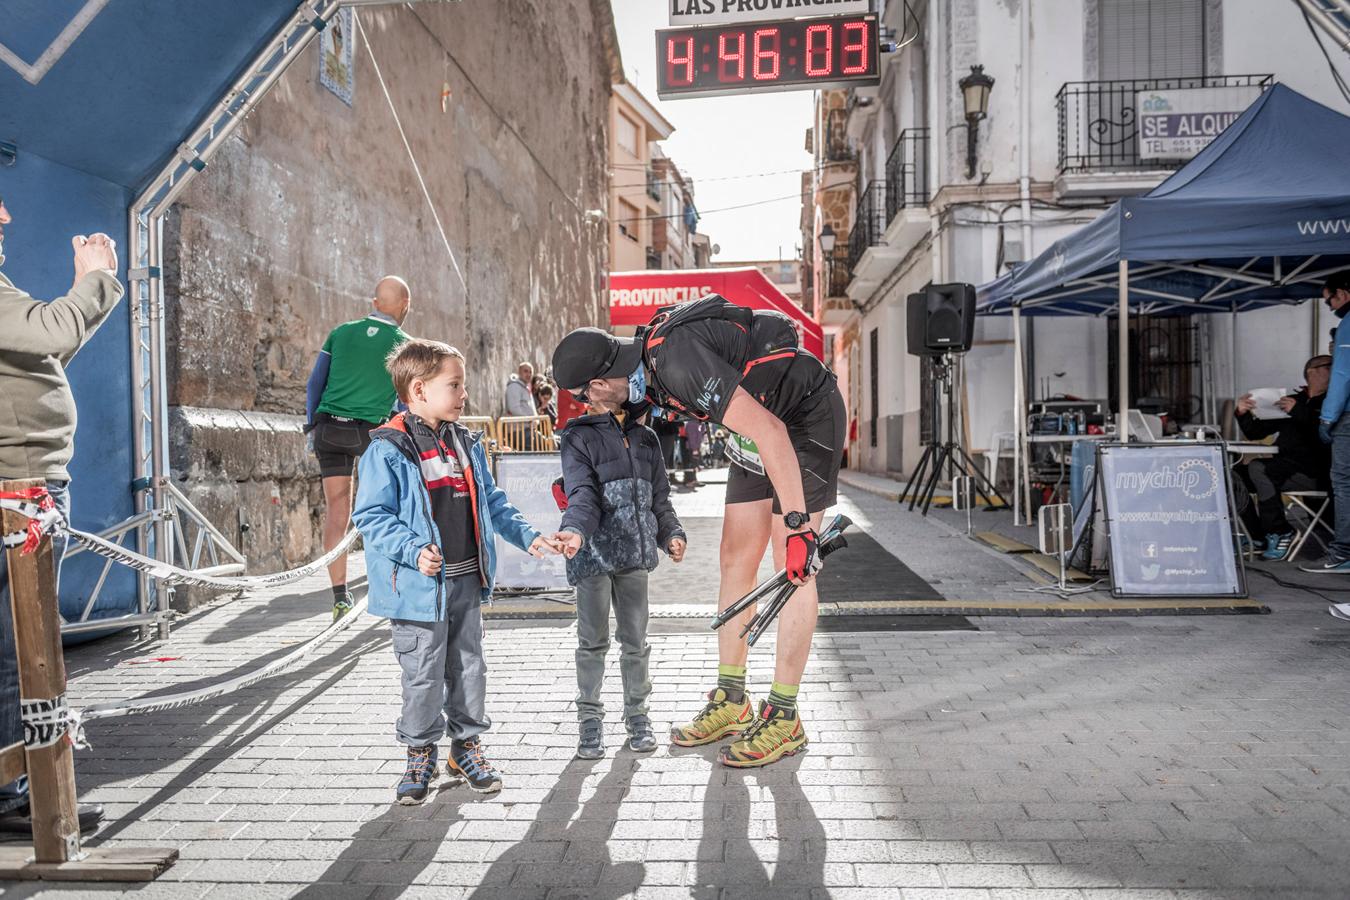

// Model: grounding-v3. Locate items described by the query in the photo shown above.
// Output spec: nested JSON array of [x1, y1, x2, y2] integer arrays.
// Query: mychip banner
[[492, 453, 570, 592], [1098, 443, 1244, 597]]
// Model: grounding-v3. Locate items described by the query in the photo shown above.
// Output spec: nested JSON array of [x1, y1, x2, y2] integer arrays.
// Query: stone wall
[[164, 1, 615, 583]]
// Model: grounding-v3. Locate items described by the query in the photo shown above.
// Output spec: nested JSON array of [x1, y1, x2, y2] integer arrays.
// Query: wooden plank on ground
[[0, 845, 179, 882], [975, 532, 1037, 554], [1024, 553, 1095, 582]]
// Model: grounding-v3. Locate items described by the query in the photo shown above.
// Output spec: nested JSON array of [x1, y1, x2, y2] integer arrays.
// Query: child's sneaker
[[396, 744, 438, 805], [577, 719, 605, 759], [449, 737, 502, 793], [626, 715, 657, 753]]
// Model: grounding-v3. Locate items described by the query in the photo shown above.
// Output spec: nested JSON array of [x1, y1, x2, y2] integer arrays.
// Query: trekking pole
[[711, 515, 854, 642]]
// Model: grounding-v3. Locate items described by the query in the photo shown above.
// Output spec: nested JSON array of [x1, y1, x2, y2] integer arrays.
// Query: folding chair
[[1283, 490, 1332, 562]]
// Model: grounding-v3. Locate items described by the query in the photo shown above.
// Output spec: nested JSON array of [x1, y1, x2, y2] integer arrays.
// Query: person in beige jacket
[[0, 195, 121, 838]]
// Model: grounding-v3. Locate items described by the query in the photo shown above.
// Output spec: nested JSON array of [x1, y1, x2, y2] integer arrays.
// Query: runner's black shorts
[[724, 383, 846, 514], [312, 413, 380, 478]]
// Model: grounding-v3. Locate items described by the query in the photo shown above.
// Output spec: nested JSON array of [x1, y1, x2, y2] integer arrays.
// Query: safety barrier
[[496, 415, 557, 453]]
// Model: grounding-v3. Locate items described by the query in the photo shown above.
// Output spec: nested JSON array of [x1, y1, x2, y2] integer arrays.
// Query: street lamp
[[819, 224, 837, 254], [958, 65, 995, 180]]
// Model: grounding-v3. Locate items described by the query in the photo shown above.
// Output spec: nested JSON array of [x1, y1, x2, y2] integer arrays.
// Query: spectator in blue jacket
[[1308, 271, 1350, 573], [550, 349, 686, 760]]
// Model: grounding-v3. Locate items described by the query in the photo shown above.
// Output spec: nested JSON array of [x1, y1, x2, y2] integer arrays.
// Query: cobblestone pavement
[[4, 482, 1350, 899]]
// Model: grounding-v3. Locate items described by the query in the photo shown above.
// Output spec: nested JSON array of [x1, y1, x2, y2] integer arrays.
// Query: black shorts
[[724, 384, 846, 514], [312, 414, 379, 478]]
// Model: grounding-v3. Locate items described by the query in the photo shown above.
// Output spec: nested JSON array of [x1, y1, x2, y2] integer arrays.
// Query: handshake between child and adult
[[544, 531, 688, 563], [413, 534, 572, 575]]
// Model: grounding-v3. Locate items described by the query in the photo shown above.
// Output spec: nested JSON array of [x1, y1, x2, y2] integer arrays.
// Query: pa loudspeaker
[[906, 283, 976, 356]]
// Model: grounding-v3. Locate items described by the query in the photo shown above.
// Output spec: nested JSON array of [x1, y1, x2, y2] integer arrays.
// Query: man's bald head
[[373, 276, 411, 325]]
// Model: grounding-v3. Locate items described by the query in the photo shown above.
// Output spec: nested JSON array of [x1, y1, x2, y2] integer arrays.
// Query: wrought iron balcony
[[1057, 74, 1272, 174], [645, 248, 661, 270], [823, 107, 854, 163], [848, 181, 887, 271], [647, 166, 661, 202], [825, 247, 852, 299], [884, 128, 929, 223]]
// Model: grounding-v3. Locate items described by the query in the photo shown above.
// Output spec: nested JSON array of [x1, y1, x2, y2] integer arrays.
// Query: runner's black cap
[[1327, 271, 1350, 293], [551, 328, 643, 390]]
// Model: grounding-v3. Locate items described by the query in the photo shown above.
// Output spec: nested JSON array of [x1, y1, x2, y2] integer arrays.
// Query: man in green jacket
[[0, 195, 122, 838]]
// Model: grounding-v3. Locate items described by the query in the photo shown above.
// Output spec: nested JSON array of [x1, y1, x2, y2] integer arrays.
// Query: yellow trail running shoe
[[669, 688, 754, 747], [718, 701, 807, 768]]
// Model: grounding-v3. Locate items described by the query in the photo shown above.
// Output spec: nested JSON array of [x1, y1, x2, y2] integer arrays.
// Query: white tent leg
[[1119, 260, 1130, 440]]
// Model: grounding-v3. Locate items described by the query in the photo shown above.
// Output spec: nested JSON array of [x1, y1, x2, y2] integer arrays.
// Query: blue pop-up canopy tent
[[1, 0, 448, 637], [975, 83, 1350, 520]]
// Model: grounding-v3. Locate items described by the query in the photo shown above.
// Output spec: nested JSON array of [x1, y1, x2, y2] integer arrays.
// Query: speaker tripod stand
[[901, 352, 1008, 516]]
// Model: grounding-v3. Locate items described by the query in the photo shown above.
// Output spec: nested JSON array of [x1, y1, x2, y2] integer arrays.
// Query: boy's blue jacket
[[352, 413, 541, 621]]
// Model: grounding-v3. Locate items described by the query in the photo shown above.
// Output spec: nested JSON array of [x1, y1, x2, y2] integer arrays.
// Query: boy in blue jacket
[[353, 339, 558, 803]]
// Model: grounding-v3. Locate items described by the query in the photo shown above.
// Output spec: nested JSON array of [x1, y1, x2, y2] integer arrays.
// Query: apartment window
[[1098, 0, 1206, 80], [869, 327, 879, 448], [618, 198, 641, 242], [617, 113, 640, 156]]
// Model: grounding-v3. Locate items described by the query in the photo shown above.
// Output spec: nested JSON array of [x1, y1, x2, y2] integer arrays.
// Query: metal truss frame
[[110, 0, 460, 640]]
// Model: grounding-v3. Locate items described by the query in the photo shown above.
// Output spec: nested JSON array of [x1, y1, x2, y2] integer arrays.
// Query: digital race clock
[[655, 14, 880, 100]]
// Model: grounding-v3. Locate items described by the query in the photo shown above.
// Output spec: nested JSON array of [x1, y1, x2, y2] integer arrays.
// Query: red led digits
[[718, 31, 746, 82], [666, 36, 694, 87], [752, 28, 781, 81], [805, 24, 833, 76], [841, 21, 869, 75]]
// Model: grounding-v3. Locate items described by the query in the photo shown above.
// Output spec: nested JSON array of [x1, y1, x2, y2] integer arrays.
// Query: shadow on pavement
[[465, 756, 646, 900]]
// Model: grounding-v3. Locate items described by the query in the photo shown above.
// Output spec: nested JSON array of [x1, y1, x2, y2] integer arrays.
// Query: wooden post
[[2, 478, 80, 863], [0, 478, 177, 881]]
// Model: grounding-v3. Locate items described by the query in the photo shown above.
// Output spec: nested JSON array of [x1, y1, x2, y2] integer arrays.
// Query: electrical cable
[[616, 191, 804, 223], [1249, 564, 1350, 602], [355, 13, 467, 290]]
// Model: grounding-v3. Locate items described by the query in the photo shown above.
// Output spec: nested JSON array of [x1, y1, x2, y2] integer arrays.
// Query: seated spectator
[[1234, 354, 1332, 560]]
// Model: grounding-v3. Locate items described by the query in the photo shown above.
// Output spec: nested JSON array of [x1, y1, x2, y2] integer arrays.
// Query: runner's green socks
[[717, 664, 747, 702], [767, 681, 799, 713]]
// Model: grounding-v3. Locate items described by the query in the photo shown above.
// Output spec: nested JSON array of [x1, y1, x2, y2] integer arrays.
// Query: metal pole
[[1012, 305, 1024, 526], [1230, 304, 1238, 439], [149, 217, 173, 640], [1118, 259, 1130, 440]]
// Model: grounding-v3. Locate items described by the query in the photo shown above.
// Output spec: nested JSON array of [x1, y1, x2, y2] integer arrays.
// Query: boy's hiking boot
[[670, 688, 754, 747], [577, 719, 605, 759], [449, 737, 503, 793], [626, 714, 657, 753], [396, 744, 438, 805], [718, 701, 807, 769]]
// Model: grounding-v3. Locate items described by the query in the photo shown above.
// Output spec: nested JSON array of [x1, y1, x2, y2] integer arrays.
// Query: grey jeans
[[390, 574, 489, 746], [575, 570, 651, 723], [1, 480, 70, 814]]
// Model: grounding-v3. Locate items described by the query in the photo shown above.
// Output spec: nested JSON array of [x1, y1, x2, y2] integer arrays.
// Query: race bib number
[[726, 433, 764, 476]]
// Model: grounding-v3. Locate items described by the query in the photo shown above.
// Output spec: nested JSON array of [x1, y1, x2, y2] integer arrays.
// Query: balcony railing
[[645, 248, 661, 270], [825, 247, 851, 299], [848, 181, 887, 271], [647, 167, 661, 202], [884, 128, 929, 223], [1057, 74, 1272, 174], [823, 107, 854, 163]]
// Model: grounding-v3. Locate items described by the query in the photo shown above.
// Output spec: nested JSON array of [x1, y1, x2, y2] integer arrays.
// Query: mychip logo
[[1114, 459, 1218, 500]]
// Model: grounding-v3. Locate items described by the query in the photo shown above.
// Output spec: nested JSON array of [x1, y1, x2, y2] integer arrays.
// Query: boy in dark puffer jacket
[[551, 340, 687, 759]]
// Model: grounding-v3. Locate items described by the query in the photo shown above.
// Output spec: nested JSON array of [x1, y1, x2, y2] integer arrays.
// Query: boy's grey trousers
[[391, 573, 489, 746], [575, 569, 651, 723]]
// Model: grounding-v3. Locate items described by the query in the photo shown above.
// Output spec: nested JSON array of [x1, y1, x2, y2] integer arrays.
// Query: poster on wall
[[1098, 443, 1244, 598], [319, 7, 354, 105], [492, 453, 570, 593]]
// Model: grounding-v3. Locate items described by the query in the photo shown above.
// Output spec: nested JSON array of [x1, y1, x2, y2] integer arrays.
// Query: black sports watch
[[783, 511, 809, 531]]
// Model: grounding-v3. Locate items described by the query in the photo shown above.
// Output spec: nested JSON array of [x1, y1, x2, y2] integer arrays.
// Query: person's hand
[[551, 531, 583, 559], [667, 536, 686, 563], [528, 535, 559, 558], [1320, 420, 1335, 445], [1276, 396, 1297, 413], [71, 233, 118, 287], [1235, 393, 1256, 415], [417, 544, 443, 576], [785, 529, 818, 586]]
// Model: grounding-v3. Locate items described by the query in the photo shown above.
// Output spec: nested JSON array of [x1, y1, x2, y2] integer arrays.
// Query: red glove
[[551, 476, 569, 511], [785, 529, 818, 582]]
